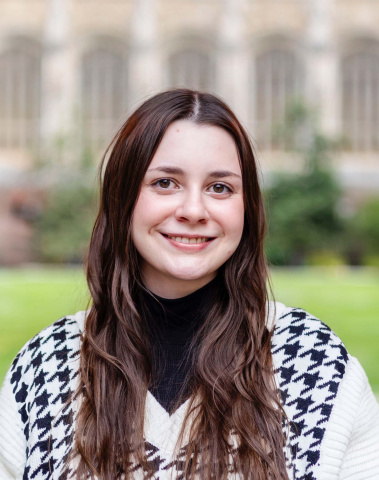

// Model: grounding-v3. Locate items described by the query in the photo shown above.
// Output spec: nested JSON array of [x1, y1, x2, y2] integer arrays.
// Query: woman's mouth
[[161, 234, 214, 244]]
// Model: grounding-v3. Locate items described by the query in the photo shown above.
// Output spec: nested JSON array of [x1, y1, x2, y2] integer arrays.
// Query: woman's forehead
[[148, 120, 241, 175]]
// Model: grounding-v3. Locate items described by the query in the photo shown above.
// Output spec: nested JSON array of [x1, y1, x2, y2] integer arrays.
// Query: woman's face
[[131, 120, 244, 298]]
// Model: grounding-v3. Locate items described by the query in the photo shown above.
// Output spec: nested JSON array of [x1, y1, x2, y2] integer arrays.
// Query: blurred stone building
[[0, 0, 379, 262]]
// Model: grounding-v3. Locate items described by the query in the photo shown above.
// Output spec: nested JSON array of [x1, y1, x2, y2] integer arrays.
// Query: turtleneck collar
[[138, 276, 221, 412], [141, 276, 219, 342]]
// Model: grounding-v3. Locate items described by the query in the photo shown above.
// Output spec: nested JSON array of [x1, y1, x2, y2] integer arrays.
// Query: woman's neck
[[141, 272, 217, 299]]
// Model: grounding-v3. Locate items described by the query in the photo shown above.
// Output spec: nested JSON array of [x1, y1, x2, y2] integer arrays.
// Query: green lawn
[[0, 267, 378, 395]]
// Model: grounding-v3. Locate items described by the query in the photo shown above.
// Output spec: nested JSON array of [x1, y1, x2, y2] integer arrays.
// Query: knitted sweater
[[0, 303, 378, 480]]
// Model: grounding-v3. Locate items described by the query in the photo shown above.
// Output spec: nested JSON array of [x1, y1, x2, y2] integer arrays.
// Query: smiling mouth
[[162, 234, 214, 244]]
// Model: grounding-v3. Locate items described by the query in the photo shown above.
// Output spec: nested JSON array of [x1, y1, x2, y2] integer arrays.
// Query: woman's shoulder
[[269, 301, 349, 398], [16, 311, 87, 358], [269, 301, 348, 362], [5, 311, 86, 401]]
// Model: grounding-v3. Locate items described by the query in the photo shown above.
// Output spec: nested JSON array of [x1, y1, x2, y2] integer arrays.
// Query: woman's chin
[[169, 268, 215, 283], [144, 270, 217, 298]]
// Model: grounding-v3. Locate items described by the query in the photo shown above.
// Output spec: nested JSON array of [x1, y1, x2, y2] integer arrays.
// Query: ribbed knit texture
[[1, 306, 378, 479], [0, 369, 26, 478], [319, 356, 379, 479], [141, 277, 217, 413]]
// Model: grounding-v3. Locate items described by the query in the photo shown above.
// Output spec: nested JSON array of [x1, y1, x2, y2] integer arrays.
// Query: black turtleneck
[[141, 277, 219, 414]]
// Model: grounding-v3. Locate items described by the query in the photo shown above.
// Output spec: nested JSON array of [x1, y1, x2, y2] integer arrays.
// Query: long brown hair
[[73, 89, 289, 479]]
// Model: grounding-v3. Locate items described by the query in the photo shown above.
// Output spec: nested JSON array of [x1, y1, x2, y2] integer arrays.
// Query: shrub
[[306, 251, 345, 267], [264, 101, 346, 266], [34, 184, 97, 263], [265, 168, 344, 265], [344, 198, 379, 265]]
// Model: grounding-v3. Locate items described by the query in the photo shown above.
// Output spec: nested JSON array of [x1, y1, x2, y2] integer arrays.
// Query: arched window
[[342, 52, 379, 151], [168, 49, 213, 91], [81, 45, 127, 149], [255, 49, 302, 150], [0, 41, 41, 149]]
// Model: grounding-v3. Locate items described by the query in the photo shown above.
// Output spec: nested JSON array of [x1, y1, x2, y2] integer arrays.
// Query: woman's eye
[[210, 183, 232, 194], [153, 179, 175, 189]]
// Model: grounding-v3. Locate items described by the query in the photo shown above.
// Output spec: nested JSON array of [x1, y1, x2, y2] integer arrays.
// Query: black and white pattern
[[272, 308, 348, 480], [9, 316, 81, 480], [6, 307, 348, 479]]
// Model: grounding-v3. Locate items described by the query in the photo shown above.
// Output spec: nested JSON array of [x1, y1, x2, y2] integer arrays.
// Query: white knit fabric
[[0, 306, 378, 480], [319, 356, 379, 479], [0, 370, 26, 479]]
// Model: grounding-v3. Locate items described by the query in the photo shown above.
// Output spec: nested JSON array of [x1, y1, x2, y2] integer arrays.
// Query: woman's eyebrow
[[148, 166, 241, 178], [148, 166, 184, 175], [208, 170, 241, 179]]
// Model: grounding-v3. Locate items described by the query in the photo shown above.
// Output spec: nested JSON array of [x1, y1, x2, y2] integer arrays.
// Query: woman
[[0, 89, 378, 480]]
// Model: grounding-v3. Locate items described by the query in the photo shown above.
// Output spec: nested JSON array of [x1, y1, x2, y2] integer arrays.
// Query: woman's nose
[[174, 190, 210, 224]]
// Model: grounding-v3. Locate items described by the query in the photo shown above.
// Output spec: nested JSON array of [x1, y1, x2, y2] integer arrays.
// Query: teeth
[[167, 235, 208, 244]]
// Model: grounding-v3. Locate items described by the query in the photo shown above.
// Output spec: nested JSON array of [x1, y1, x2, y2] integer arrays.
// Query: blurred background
[[0, 0, 378, 396]]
